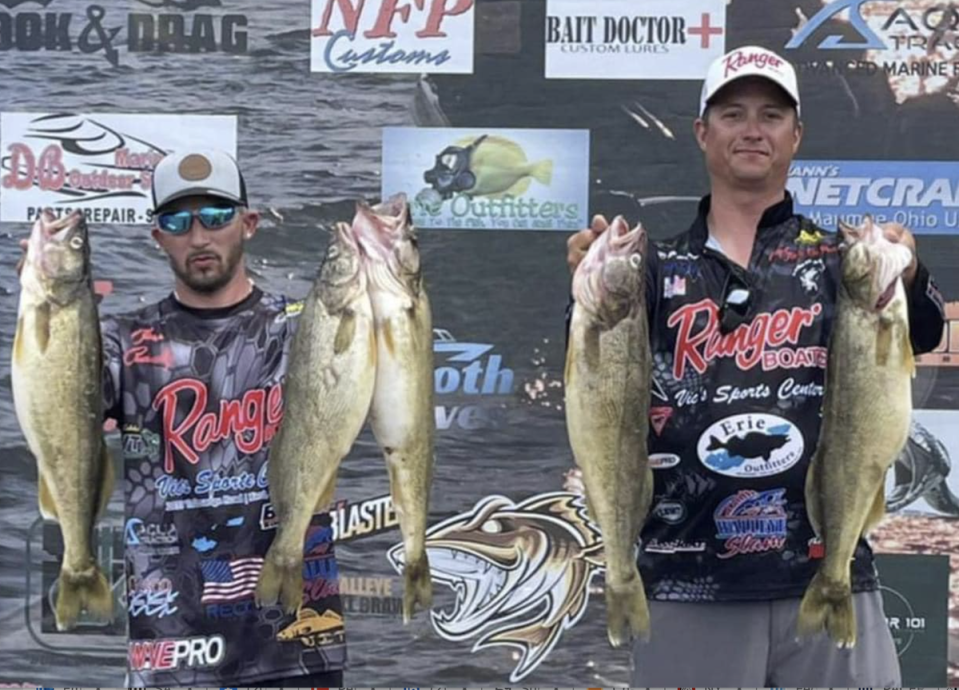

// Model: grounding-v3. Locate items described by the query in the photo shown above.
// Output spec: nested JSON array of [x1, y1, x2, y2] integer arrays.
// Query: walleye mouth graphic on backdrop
[[387, 492, 604, 682]]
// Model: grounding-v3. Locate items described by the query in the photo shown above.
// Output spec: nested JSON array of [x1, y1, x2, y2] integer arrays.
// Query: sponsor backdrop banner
[[0, 113, 237, 224], [544, 0, 727, 80], [0, 0, 957, 687], [381, 126, 590, 231]]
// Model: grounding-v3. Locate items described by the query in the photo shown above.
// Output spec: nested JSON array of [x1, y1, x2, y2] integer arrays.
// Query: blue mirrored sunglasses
[[156, 205, 238, 235]]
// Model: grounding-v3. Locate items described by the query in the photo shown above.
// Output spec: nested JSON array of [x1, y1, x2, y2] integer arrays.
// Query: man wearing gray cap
[[16, 149, 349, 686], [565, 46, 946, 685]]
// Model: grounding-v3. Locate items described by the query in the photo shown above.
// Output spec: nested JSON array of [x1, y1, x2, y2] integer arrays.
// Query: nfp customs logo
[[697, 413, 804, 478], [310, 0, 474, 74], [382, 126, 589, 231], [545, 0, 726, 79]]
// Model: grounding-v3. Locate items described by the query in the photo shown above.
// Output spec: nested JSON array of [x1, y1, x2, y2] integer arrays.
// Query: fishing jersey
[[101, 287, 346, 686], [568, 193, 946, 603]]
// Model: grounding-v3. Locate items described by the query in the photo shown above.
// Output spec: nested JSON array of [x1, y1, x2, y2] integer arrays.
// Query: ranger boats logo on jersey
[[668, 299, 824, 380], [697, 413, 804, 478], [386, 492, 604, 683]]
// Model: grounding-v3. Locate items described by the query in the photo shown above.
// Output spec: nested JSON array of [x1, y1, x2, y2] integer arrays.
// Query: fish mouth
[[352, 195, 408, 258], [875, 279, 897, 310]]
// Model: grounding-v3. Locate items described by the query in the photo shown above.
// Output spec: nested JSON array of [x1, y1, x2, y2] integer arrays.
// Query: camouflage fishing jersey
[[586, 193, 946, 603], [102, 287, 347, 686]]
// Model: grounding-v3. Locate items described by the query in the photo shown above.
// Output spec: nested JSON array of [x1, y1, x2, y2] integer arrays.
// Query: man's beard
[[171, 240, 244, 294]]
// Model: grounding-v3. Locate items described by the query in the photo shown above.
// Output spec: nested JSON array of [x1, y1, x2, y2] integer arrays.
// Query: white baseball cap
[[151, 148, 248, 211], [699, 45, 800, 118]]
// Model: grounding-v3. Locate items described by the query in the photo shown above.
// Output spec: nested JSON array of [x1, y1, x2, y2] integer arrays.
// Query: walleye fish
[[353, 194, 435, 623], [798, 216, 915, 648], [256, 221, 376, 613], [564, 216, 652, 647], [12, 210, 113, 631]]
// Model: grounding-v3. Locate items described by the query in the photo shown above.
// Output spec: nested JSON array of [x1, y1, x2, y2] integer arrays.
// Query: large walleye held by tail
[[798, 215, 915, 648], [353, 193, 435, 623], [256, 221, 377, 614], [12, 210, 114, 631], [564, 216, 653, 648]]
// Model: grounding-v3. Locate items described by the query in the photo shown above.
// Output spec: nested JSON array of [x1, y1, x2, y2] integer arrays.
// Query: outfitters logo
[[713, 488, 788, 559], [128, 634, 226, 671], [668, 298, 825, 380], [697, 413, 804, 478], [0, 0, 248, 67], [153, 379, 283, 473], [387, 492, 605, 683]]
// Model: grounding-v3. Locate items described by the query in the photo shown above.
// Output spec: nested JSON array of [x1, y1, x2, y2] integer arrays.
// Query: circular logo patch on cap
[[178, 154, 213, 182]]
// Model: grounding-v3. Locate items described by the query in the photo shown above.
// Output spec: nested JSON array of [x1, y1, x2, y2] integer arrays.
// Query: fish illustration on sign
[[387, 492, 604, 682]]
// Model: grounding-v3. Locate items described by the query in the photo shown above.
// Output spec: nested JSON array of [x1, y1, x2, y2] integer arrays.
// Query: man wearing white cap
[[565, 46, 946, 685], [17, 149, 349, 687]]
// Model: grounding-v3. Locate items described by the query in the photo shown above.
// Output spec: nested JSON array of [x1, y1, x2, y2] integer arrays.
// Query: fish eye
[[629, 253, 642, 269], [69, 236, 84, 250], [480, 520, 502, 534]]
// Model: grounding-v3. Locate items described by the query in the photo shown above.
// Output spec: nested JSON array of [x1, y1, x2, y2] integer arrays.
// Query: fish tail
[[256, 551, 304, 614], [707, 435, 723, 451], [797, 570, 855, 647], [401, 552, 433, 624], [529, 159, 553, 186], [55, 563, 113, 631], [605, 572, 650, 648]]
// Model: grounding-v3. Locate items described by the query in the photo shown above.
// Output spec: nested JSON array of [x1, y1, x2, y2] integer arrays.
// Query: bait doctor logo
[[698, 413, 804, 478], [544, 0, 726, 80]]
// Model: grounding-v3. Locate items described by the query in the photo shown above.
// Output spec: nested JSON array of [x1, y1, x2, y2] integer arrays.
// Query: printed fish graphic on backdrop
[[387, 492, 604, 683]]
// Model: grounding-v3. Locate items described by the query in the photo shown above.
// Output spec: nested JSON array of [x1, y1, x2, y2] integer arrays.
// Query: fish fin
[[402, 552, 433, 624], [798, 569, 855, 647], [13, 316, 26, 367], [875, 319, 892, 366], [38, 473, 59, 521], [333, 310, 356, 355], [55, 563, 113, 631], [96, 444, 114, 519], [377, 318, 396, 358], [255, 553, 303, 614], [863, 481, 887, 535], [902, 324, 916, 377], [528, 159, 553, 186], [35, 302, 51, 354], [605, 571, 650, 647]]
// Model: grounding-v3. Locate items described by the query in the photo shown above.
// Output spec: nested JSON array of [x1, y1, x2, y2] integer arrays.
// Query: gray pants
[[631, 591, 902, 686]]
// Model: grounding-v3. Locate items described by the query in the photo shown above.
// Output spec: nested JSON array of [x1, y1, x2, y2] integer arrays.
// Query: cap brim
[[703, 75, 800, 116], [155, 187, 246, 212]]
